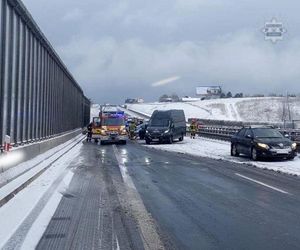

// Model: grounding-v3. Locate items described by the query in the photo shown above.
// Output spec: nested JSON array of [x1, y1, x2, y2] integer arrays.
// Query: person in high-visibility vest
[[190, 120, 197, 139], [129, 121, 137, 140]]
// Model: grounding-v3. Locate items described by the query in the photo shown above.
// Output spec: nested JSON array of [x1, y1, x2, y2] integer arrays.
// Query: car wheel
[[179, 133, 184, 141], [287, 155, 295, 160], [231, 143, 239, 156], [100, 141, 105, 145], [145, 139, 151, 145], [251, 147, 258, 161]]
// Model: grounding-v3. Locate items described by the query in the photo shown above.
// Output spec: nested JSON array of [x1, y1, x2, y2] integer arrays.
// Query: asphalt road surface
[[38, 140, 300, 250]]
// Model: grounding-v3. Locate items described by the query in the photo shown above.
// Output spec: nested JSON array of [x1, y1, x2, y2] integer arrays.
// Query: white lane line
[[112, 144, 165, 250], [116, 234, 120, 250], [235, 173, 290, 195], [112, 145, 136, 190]]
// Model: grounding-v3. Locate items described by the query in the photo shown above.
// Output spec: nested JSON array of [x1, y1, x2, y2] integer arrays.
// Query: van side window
[[244, 129, 253, 138], [237, 128, 246, 137]]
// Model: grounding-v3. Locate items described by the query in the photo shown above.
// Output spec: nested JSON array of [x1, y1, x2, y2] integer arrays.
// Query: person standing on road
[[87, 122, 93, 142], [190, 119, 197, 139], [129, 121, 137, 140]]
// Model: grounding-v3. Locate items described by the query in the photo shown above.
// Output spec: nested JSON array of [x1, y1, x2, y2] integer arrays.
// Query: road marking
[[235, 173, 290, 194], [115, 234, 120, 250], [112, 145, 165, 250], [112, 145, 136, 190]]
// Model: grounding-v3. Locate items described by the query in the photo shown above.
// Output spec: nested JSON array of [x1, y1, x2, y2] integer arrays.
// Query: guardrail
[[196, 124, 300, 140], [189, 118, 299, 129], [127, 108, 151, 119], [194, 124, 300, 152], [197, 126, 238, 141], [118, 106, 151, 120]]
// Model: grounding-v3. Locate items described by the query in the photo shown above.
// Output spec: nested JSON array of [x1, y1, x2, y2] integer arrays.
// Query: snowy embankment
[[0, 134, 82, 187], [90, 104, 100, 119], [127, 97, 300, 123], [0, 137, 82, 249], [145, 137, 300, 176]]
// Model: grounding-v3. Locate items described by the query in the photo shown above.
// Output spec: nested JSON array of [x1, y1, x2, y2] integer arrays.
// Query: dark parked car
[[231, 126, 297, 160], [135, 123, 148, 139], [145, 110, 186, 144]]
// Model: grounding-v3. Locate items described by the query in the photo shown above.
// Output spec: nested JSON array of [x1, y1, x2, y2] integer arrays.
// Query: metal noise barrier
[[0, 0, 90, 151]]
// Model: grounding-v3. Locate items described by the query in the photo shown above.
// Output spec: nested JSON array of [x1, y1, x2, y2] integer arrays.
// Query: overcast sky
[[22, 0, 300, 103]]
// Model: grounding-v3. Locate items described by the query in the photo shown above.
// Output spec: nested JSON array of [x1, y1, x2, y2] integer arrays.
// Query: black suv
[[231, 126, 297, 160]]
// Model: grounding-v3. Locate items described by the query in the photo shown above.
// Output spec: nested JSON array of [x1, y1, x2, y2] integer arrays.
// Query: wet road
[[39, 140, 300, 250], [37, 142, 146, 250]]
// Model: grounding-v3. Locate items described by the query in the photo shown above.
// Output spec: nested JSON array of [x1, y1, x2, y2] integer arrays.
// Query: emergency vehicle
[[93, 106, 128, 145]]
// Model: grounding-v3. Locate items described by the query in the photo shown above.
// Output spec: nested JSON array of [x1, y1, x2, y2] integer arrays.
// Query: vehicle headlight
[[100, 130, 107, 135], [146, 130, 149, 134], [291, 142, 297, 150], [164, 129, 170, 134], [257, 143, 270, 150], [120, 129, 127, 135]]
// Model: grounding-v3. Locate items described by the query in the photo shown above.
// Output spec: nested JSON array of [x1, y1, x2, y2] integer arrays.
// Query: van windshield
[[150, 119, 170, 127]]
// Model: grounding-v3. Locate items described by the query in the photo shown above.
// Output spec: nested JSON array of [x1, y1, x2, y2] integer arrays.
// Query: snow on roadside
[[0, 134, 83, 187], [0, 142, 82, 248], [118, 106, 149, 119], [144, 137, 300, 176], [20, 171, 74, 250]]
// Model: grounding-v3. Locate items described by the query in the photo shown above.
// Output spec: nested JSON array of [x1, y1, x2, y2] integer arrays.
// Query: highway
[[2, 1, 300, 249], [24, 140, 300, 250]]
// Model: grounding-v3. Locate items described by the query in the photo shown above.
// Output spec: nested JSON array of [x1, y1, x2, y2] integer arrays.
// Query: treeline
[[220, 92, 243, 98], [266, 93, 298, 97]]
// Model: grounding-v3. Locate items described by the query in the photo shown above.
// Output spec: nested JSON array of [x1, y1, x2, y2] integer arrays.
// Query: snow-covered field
[[90, 104, 101, 119], [127, 97, 300, 124], [144, 136, 300, 176]]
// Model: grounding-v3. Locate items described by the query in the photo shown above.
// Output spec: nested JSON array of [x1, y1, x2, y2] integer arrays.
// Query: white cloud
[[62, 8, 85, 22], [22, 0, 300, 102], [57, 30, 300, 102], [174, 0, 224, 10]]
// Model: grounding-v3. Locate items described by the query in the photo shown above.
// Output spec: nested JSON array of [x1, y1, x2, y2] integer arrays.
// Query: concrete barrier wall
[[0, 129, 82, 172]]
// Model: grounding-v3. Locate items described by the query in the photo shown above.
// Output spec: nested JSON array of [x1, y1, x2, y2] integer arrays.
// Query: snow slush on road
[[143, 136, 300, 176]]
